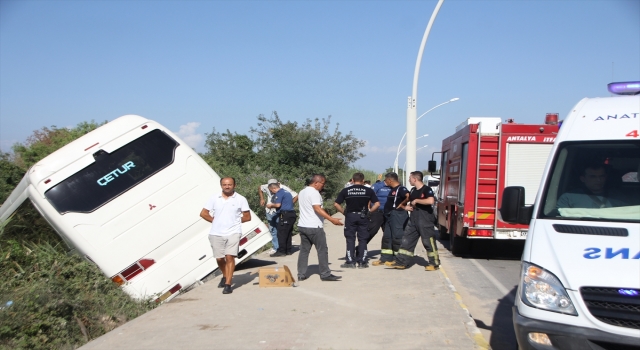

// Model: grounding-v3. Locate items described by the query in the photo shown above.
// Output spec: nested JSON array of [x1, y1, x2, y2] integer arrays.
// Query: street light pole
[[401, 145, 428, 186], [394, 133, 429, 174], [406, 0, 445, 186], [394, 97, 458, 174]]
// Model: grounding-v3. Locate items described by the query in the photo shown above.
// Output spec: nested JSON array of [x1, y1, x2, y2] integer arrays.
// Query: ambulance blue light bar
[[607, 81, 640, 95], [618, 288, 639, 297]]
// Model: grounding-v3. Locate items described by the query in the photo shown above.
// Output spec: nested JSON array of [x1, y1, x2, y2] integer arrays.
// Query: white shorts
[[209, 233, 241, 259]]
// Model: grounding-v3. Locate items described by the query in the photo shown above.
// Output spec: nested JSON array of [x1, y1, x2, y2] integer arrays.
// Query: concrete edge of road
[[439, 265, 490, 350]]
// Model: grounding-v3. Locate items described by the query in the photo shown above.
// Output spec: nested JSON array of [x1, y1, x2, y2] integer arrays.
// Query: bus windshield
[[539, 140, 640, 223], [45, 129, 179, 214]]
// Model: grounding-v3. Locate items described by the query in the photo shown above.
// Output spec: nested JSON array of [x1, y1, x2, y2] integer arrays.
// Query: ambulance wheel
[[450, 228, 471, 257], [438, 225, 449, 240]]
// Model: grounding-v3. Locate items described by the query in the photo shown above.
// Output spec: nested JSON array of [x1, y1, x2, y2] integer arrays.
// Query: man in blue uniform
[[386, 171, 440, 270], [267, 183, 297, 257], [334, 173, 380, 268], [371, 172, 409, 266], [367, 178, 391, 244], [258, 179, 298, 254]]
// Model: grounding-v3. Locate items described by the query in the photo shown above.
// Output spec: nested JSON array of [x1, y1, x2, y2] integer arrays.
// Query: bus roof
[[0, 115, 151, 222], [28, 115, 150, 184]]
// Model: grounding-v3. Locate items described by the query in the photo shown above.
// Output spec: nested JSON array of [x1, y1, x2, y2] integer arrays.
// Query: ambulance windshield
[[540, 140, 640, 223]]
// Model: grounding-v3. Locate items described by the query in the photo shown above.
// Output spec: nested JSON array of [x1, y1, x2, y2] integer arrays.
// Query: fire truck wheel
[[438, 225, 449, 240], [450, 228, 471, 256]]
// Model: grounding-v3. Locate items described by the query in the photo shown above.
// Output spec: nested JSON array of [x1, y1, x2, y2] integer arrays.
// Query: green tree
[[249, 112, 365, 197], [11, 121, 106, 170], [0, 153, 25, 204], [202, 128, 256, 171], [339, 168, 379, 188], [200, 129, 269, 217], [199, 112, 365, 217]]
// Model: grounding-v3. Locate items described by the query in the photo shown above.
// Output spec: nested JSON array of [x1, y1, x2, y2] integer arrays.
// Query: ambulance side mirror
[[500, 186, 533, 225], [428, 161, 437, 173]]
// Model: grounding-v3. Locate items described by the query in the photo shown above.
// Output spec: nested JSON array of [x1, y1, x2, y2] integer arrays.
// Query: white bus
[[0, 115, 271, 301]]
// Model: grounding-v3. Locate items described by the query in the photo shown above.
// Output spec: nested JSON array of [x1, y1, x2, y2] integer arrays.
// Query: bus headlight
[[520, 262, 577, 316]]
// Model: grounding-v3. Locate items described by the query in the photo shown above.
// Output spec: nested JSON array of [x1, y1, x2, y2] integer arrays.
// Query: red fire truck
[[433, 115, 559, 256]]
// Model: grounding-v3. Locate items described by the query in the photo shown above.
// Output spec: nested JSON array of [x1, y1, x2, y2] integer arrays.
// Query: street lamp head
[[449, 98, 460, 102]]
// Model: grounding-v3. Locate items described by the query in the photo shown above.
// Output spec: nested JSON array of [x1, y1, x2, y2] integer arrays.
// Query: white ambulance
[[500, 82, 640, 349]]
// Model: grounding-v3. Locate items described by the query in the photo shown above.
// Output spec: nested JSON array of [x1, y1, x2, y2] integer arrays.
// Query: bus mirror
[[428, 161, 437, 173], [500, 186, 532, 225]]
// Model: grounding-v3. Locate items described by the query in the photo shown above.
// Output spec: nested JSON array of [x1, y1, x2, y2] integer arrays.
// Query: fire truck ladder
[[473, 122, 501, 230]]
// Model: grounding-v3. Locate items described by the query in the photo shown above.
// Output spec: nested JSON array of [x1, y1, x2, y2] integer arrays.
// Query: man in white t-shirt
[[297, 174, 343, 282], [258, 179, 298, 254], [200, 177, 251, 295]]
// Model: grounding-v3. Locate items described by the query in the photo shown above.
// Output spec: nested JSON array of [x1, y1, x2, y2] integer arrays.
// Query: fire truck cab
[[436, 116, 559, 256]]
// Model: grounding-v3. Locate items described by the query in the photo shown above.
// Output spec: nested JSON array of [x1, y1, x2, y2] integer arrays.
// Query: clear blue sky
[[1, 0, 638, 173]]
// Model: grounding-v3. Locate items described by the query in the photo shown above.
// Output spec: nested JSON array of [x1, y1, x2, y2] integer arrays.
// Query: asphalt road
[[81, 216, 481, 350], [432, 235, 524, 350]]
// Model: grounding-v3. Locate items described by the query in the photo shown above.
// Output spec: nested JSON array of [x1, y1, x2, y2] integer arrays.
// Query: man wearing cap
[[259, 179, 298, 254]]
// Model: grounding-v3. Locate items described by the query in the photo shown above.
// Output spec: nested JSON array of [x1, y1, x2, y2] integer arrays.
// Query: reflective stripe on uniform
[[398, 249, 414, 257], [429, 237, 440, 265], [381, 249, 394, 255]]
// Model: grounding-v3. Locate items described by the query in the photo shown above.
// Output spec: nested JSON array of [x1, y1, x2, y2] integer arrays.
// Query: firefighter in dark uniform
[[371, 172, 410, 266], [334, 172, 380, 268], [386, 171, 440, 270], [267, 183, 297, 257]]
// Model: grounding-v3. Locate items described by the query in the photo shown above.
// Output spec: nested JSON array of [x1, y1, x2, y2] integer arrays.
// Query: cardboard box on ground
[[259, 265, 295, 287]]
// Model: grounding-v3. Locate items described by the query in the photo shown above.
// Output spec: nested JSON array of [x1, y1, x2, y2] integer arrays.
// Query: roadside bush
[[0, 237, 155, 349], [0, 121, 155, 349], [201, 112, 365, 219]]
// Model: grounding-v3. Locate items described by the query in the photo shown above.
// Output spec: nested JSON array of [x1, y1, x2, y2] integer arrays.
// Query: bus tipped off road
[[0, 115, 271, 302]]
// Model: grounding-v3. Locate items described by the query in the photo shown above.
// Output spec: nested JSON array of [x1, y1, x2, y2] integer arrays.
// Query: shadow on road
[[486, 286, 518, 350], [436, 231, 521, 349], [237, 258, 277, 271], [438, 236, 525, 260], [232, 271, 259, 289]]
